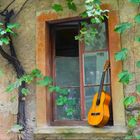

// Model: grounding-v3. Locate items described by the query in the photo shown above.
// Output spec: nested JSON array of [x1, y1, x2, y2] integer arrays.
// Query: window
[[36, 5, 126, 130], [50, 20, 113, 125]]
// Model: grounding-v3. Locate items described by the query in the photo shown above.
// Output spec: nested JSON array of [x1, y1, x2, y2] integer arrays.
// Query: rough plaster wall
[[0, 0, 139, 140]]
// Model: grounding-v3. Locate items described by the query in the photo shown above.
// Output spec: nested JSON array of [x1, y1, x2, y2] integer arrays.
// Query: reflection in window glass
[[56, 57, 80, 87], [85, 22, 107, 51], [56, 88, 81, 120], [84, 51, 109, 85]]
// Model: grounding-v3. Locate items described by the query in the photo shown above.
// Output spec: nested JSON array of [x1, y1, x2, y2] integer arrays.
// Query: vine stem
[[0, 9, 26, 139]]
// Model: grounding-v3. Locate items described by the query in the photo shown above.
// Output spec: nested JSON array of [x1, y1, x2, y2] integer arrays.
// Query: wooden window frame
[[50, 21, 112, 125], [35, 4, 126, 129]]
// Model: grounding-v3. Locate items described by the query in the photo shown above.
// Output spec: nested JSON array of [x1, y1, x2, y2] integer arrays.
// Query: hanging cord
[[0, 0, 15, 15], [14, 0, 30, 18]]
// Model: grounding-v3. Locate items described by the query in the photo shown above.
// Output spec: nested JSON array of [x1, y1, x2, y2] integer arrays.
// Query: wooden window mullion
[[79, 40, 86, 120]]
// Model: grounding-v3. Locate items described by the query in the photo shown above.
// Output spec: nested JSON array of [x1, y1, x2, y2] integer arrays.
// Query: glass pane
[[85, 86, 111, 117], [56, 57, 80, 86], [55, 87, 81, 120], [85, 22, 107, 51], [84, 51, 110, 85]]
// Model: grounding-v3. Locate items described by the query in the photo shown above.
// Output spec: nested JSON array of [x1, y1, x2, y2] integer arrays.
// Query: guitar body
[[88, 91, 111, 127]]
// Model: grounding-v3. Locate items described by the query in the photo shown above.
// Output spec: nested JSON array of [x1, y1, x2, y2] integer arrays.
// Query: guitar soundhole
[[91, 112, 100, 116], [96, 99, 100, 105]]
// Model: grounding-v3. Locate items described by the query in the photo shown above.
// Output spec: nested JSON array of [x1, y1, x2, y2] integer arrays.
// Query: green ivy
[[135, 36, 140, 42], [37, 76, 53, 86], [115, 48, 128, 61], [128, 0, 140, 4], [134, 14, 140, 23], [136, 84, 140, 93], [128, 117, 137, 127], [56, 95, 68, 106], [118, 70, 133, 85], [66, 0, 77, 11], [0, 22, 20, 46], [21, 88, 29, 96], [136, 61, 140, 68], [52, 4, 63, 12], [114, 22, 132, 34], [123, 96, 136, 107]]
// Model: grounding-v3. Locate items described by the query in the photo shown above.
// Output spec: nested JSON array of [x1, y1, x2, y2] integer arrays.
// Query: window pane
[[56, 57, 80, 86], [85, 22, 107, 51], [55, 87, 81, 120], [84, 51, 110, 85], [85, 86, 111, 117]]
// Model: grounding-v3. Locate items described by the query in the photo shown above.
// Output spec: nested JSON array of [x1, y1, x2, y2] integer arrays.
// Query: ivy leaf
[[6, 79, 22, 93], [6, 28, 14, 34], [66, 0, 77, 11], [114, 22, 132, 33], [22, 75, 33, 84], [66, 98, 76, 106], [135, 36, 140, 42], [134, 14, 140, 23], [7, 23, 20, 29], [31, 68, 43, 78], [0, 37, 10, 45], [115, 48, 128, 61], [37, 76, 53, 86], [81, 11, 88, 18], [124, 96, 136, 107], [65, 108, 75, 116], [125, 136, 140, 140], [93, 0, 101, 4], [0, 29, 6, 35], [128, 0, 140, 4], [136, 61, 140, 68], [0, 22, 3, 26], [56, 96, 68, 106], [128, 117, 137, 127], [52, 4, 63, 12], [136, 84, 140, 94], [21, 88, 29, 96], [59, 89, 69, 95], [118, 70, 133, 85], [6, 83, 16, 93]]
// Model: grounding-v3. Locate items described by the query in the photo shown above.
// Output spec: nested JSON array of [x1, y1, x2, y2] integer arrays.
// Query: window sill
[[34, 125, 127, 140]]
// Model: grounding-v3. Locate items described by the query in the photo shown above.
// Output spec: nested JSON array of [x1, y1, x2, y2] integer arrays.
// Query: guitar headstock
[[103, 60, 110, 72]]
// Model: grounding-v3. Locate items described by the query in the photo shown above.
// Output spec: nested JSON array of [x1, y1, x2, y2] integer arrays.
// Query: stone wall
[[0, 0, 139, 140]]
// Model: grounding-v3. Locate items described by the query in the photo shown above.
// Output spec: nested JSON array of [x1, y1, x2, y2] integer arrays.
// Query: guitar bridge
[[91, 112, 100, 116]]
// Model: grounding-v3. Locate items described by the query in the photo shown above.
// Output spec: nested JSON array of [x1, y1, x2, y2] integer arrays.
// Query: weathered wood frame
[[36, 4, 125, 128]]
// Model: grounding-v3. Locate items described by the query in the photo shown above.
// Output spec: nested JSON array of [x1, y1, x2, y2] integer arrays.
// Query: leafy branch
[[114, 0, 140, 137]]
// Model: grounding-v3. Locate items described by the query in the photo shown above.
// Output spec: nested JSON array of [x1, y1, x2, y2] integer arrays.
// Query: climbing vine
[[114, 0, 140, 139]]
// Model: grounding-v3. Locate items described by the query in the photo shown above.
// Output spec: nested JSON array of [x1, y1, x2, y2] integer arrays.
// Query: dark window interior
[[55, 24, 79, 57]]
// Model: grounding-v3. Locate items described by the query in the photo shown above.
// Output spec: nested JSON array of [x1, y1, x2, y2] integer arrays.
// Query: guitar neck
[[97, 71, 106, 101]]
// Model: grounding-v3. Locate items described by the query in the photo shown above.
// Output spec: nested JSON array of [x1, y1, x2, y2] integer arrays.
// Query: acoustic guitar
[[87, 60, 111, 127]]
